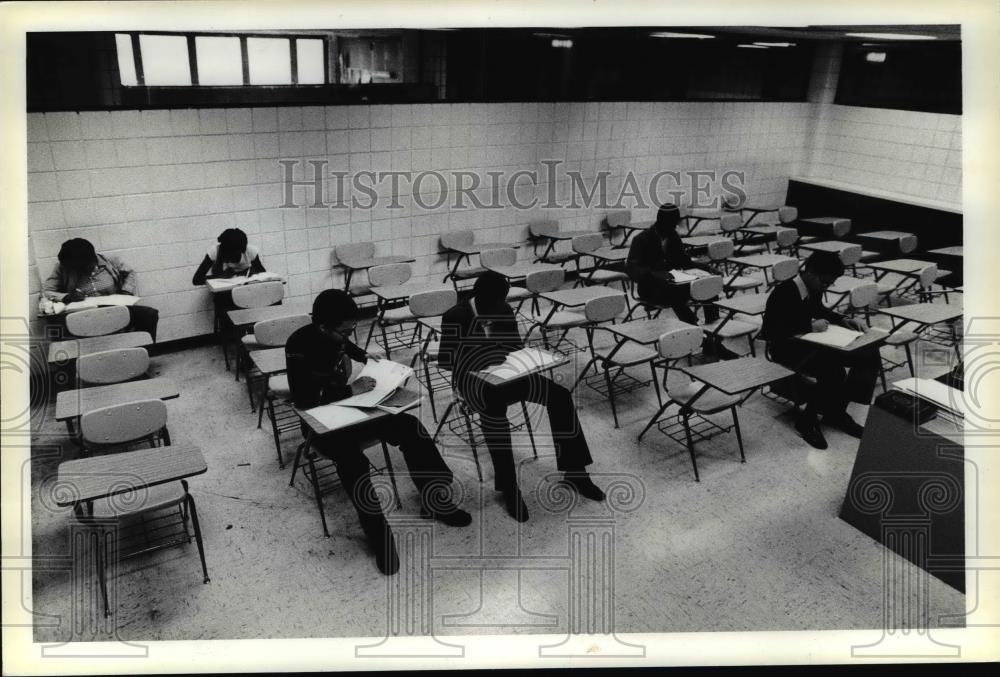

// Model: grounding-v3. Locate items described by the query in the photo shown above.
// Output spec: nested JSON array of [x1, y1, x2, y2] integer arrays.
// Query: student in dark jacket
[[625, 203, 715, 325], [759, 252, 880, 450], [438, 272, 605, 523], [285, 290, 471, 576]]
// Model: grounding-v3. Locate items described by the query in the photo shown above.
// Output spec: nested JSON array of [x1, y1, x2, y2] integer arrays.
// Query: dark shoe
[[795, 417, 828, 450], [563, 472, 606, 501], [502, 487, 529, 523], [420, 504, 473, 527], [823, 412, 865, 439], [372, 530, 399, 576]]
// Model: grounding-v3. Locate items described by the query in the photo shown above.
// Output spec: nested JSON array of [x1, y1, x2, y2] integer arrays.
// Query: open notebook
[[205, 272, 284, 291], [798, 325, 888, 349], [336, 359, 421, 414], [63, 294, 141, 312]]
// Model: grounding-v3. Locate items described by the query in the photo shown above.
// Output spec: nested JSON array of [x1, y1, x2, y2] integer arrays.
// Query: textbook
[[205, 272, 284, 291], [63, 294, 141, 312], [336, 359, 416, 410], [479, 347, 564, 383], [892, 377, 964, 419], [798, 324, 863, 348], [668, 269, 698, 284]]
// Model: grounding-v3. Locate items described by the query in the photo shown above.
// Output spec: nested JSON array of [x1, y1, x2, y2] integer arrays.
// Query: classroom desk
[[879, 302, 963, 354], [795, 217, 851, 239], [537, 286, 622, 309], [680, 235, 725, 250], [475, 348, 569, 387], [606, 220, 651, 248], [533, 230, 596, 263], [204, 275, 285, 293], [339, 255, 416, 292], [928, 246, 963, 257], [857, 230, 914, 242], [227, 302, 312, 331], [370, 281, 453, 304], [47, 331, 153, 365], [55, 378, 179, 433], [291, 404, 397, 537], [865, 258, 936, 297], [795, 328, 889, 354], [249, 347, 286, 378], [442, 242, 518, 282], [682, 209, 724, 236], [56, 443, 210, 615], [605, 317, 697, 346], [704, 292, 770, 356], [798, 240, 858, 255], [589, 247, 629, 263], [486, 262, 562, 282], [727, 253, 791, 287], [638, 356, 793, 480], [737, 202, 781, 227]]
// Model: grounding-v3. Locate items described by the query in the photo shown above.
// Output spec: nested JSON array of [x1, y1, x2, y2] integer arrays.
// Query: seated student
[[758, 252, 880, 450], [192, 227, 266, 286], [42, 238, 159, 341], [626, 203, 737, 356], [285, 289, 471, 576], [438, 271, 605, 523]]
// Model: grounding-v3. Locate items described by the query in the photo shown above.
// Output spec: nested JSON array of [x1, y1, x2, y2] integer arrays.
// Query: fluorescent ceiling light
[[737, 44, 768, 49], [845, 32, 937, 40], [753, 42, 795, 47], [650, 31, 714, 39]]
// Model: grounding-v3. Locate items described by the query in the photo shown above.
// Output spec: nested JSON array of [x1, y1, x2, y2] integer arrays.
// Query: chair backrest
[[605, 210, 630, 228], [830, 218, 852, 238], [722, 194, 744, 211], [719, 213, 743, 233], [849, 282, 879, 309], [838, 244, 863, 266], [334, 241, 375, 265], [583, 293, 627, 323], [65, 305, 130, 337], [480, 247, 517, 269], [917, 264, 939, 288], [409, 288, 458, 317], [771, 257, 801, 283], [440, 230, 474, 250], [77, 347, 149, 386], [80, 398, 168, 447], [525, 268, 565, 293], [775, 227, 798, 248], [657, 326, 704, 359], [253, 314, 311, 347], [706, 238, 735, 261], [231, 280, 285, 309], [368, 262, 412, 288], [571, 233, 604, 255], [899, 234, 918, 254], [689, 275, 724, 302], [529, 220, 560, 238], [778, 206, 798, 224]]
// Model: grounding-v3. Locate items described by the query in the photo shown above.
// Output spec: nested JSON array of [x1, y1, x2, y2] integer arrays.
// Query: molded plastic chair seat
[[667, 381, 742, 413], [884, 330, 919, 346], [267, 374, 290, 397], [701, 318, 759, 339], [382, 306, 416, 323], [418, 316, 443, 333], [92, 482, 186, 518], [451, 265, 488, 280], [543, 310, 588, 328], [587, 269, 629, 284], [595, 342, 658, 365], [726, 275, 763, 291], [240, 334, 264, 350], [506, 286, 532, 300]]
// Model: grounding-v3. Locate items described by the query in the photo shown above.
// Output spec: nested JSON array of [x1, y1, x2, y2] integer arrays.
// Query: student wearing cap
[[759, 252, 880, 450], [285, 289, 472, 576], [42, 238, 160, 340], [438, 271, 606, 523]]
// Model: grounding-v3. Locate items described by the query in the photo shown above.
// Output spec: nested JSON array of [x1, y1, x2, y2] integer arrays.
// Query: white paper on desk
[[481, 347, 561, 382], [337, 359, 414, 408], [63, 294, 141, 312], [892, 377, 965, 418], [306, 403, 371, 431], [207, 272, 283, 290], [798, 324, 863, 348], [668, 269, 698, 283]]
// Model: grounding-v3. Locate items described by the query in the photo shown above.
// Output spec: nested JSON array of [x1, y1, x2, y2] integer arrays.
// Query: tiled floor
[[29, 296, 966, 642]]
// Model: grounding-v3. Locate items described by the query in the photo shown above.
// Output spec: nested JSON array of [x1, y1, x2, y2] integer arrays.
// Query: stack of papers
[[63, 294, 141, 312], [480, 347, 562, 382], [892, 377, 965, 419], [206, 272, 284, 290], [798, 325, 863, 348], [337, 359, 420, 413]]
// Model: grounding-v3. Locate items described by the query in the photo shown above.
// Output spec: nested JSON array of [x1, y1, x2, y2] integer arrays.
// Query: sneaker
[[502, 487, 529, 523], [563, 472, 606, 501], [824, 412, 865, 439], [795, 417, 828, 450], [420, 504, 473, 527]]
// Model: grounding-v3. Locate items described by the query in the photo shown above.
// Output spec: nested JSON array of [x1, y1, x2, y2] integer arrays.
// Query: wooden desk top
[[370, 281, 452, 302], [866, 258, 934, 274], [55, 378, 180, 422], [827, 275, 873, 294], [48, 332, 152, 364], [857, 230, 914, 241], [227, 302, 312, 329], [800, 216, 849, 225], [741, 225, 785, 236], [205, 275, 285, 293], [589, 247, 629, 262], [714, 292, 770, 316], [796, 328, 889, 353], [448, 241, 518, 255], [681, 357, 793, 396], [681, 235, 725, 248], [605, 317, 697, 345], [541, 230, 596, 241], [538, 286, 622, 307], [880, 303, 963, 326], [250, 347, 287, 376], [476, 350, 569, 387], [728, 253, 790, 269], [56, 444, 207, 506], [928, 246, 963, 257], [798, 240, 858, 253], [341, 255, 415, 271], [296, 405, 388, 436], [742, 202, 781, 212], [487, 263, 561, 280]]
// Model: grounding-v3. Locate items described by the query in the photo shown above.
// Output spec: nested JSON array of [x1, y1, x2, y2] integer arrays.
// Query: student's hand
[[842, 318, 865, 331], [351, 376, 377, 394], [220, 269, 236, 279], [811, 319, 829, 332], [364, 352, 381, 362], [63, 290, 85, 303]]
